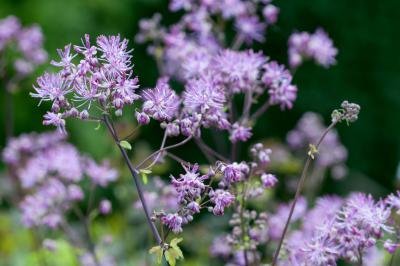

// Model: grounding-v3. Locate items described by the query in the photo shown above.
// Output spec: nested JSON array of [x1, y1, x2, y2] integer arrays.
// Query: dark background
[[1, 0, 399, 196]]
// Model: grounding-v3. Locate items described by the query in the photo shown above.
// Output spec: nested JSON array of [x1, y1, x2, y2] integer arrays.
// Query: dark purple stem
[[103, 115, 163, 245], [271, 121, 337, 265]]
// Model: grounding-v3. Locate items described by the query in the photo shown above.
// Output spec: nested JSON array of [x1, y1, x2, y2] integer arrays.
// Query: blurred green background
[[1, 0, 399, 195], [0, 0, 399, 265]]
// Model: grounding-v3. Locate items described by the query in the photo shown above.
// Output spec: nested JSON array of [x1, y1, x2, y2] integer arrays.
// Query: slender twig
[[250, 101, 270, 121], [103, 115, 163, 246], [195, 138, 230, 163], [166, 152, 188, 165], [239, 187, 249, 266], [242, 91, 253, 121], [135, 135, 193, 170], [143, 130, 168, 170], [271, 121, 337, 266], [120, 125, 141, 141]]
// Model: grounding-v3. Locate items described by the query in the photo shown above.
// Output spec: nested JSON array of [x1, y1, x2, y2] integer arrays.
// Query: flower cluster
[[31, 34, 139, 133], [278, 193, 397, 265], [0, 15, 47, 79], [2, 131, 118, 229], [288, 28, 338, 68]]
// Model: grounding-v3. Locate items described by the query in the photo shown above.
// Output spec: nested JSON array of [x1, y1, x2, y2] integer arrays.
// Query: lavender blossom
[[161, 213, 183, 233], [288, 28, 337, 68], [212, 49, 266, 93], [142, 77, 181, 121], [170, 164, 208, 203], [32, 34, 140, 131], [261, 173, 278, 188], [229, 123, 253, 143], [209, 189, 235, 216], [99, 199, 112, 215], [221, 162, 249, 184]]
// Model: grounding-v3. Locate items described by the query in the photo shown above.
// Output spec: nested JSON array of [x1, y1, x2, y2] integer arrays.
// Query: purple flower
[[222, 162, 249, 184], [210, 236, 232, 258], [135, 111, 150, 125], [67, 185, 84, 201], [229, 123, 253, 143], [20, 178, 67, 229], [386, 191, 400, 213], [187, 201, 200, 213], [31, 73, 71, 106], [16, 25, 48, 64], [268, 82, 297, 110], [250, 143, 272, 165], [261, 173, 278, 188], [268, 197, 307, 240], [307, 29, 338, 67], [51, 44, 76, 74], [0, 16, 21, 50], [162, 213, 183, 233], [96, 34, 132, 74], [235, 16, 266, 44], [183, 74, 230, 129], [384, 239, 399, 254], [212, 49, 266, 93], [288, 29, 337, 68], [209, 189, 235, 216], [171, 164, 208, 203], [86, 160, 118, 187], [263, 61, 297, 110], [142, 77, 180, 121], [301, 233, 339, 266], [165, 122, 180, 137], [262, 61, 292, 88], [43, 112, 66, 134], [99, 199, 112, 215], [169, 0, 194, 11], [42, 239, 58, 252], [263, 5, 280, 24]]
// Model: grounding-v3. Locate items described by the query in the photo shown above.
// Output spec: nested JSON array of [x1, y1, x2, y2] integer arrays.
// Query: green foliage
[[119, 140, 132, 150], [149, 238, 184, 266]]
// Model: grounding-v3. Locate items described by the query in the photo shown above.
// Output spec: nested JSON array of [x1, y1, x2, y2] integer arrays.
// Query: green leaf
[[170, 238, 184, 260], [94, 122, 101, 131], [141, 173, 148, 184], [140, 169, 152, 174], [149, 246, 163, 265], [170, 238, 183, 249], [119, 140, 132, 150]]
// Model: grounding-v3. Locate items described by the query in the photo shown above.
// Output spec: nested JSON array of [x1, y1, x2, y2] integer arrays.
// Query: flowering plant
[[1, 1, 398, 266]]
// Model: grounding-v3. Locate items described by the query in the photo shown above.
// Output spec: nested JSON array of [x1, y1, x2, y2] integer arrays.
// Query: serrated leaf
[[171, 245, 183, 259], [170, 238, 183, 249], [170, 238, 184, 260], [119, 140, 132, 150], [165, 250, 176, 266], [149, 246, 163, 265]]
